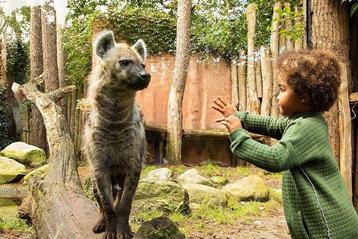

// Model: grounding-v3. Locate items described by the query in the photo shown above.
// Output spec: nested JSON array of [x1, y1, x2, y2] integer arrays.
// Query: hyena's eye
[[141, 63, 146, 69], [119, 59, 132, 67]]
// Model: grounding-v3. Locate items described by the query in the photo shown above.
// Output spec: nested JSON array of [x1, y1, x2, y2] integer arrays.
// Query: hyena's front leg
[[114, 168, 141, 239], [94, 168, 117, 239]]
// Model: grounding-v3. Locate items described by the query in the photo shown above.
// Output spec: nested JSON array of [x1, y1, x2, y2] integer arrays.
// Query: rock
[[222, 175, 269, 202], [176, 168, 210, 186], [141, 168, 173, 183], [182, 183, 227, 207], [134, 181, 189, 214], [209, 176, 229, 187], [1, 141, 46, 167], [135, 216, 185, 239], [23, 164, 49, 185], [0, 198, 19, 219], [0, 156, 27, 184]]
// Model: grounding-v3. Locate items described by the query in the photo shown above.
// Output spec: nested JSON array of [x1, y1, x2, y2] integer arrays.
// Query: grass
[[0, 217, 35, 234]]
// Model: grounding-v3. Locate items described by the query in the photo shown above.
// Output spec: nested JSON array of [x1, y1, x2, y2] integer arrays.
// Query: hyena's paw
[[117, 218, 133, 239], [102, 231, 117, 239], [93, 216, 106, 233]]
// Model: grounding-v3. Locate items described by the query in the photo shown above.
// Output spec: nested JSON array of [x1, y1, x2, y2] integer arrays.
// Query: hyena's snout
[[133, 70, 151, 90]]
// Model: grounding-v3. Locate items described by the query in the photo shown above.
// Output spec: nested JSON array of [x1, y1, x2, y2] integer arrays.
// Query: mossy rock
[[135, 216, 185, 239], [134, 181, 189, 214], [222, 175, 269, 202], [0, 156, 27, 184], [23, 164, 49, 185], [1, 142, 46, 167]]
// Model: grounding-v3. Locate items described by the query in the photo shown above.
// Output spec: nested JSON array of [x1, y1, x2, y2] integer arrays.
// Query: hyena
[[83, 30, 150, 239]]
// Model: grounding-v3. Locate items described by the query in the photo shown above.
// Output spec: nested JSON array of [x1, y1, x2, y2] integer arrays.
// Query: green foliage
[[0, 88, 15, 150], [6, 40, 30, 84], [273, 3, 304, 41], [64, 0, 301, 86]]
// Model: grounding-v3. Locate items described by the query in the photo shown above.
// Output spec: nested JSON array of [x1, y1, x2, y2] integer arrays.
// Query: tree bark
[[246, 3, 260, 115], [311, 0, 351, 190], [41, 0, 59, 93], [12, 82, 101, 239], [166, 0, 192, 164], [29, 5, 47, 150]]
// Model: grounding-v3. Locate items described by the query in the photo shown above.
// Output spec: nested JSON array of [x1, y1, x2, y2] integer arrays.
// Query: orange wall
[[137, 53, 232, 130]]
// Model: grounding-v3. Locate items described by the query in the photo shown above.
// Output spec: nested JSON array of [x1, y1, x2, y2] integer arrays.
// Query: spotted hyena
[[83, 30, 150, 239]]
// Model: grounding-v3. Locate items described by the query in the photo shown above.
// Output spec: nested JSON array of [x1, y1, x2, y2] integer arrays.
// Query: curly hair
[[277, 49, 341, 112]]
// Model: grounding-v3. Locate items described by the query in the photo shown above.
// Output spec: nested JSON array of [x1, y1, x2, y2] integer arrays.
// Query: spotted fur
[[83, 30, 150, 239]]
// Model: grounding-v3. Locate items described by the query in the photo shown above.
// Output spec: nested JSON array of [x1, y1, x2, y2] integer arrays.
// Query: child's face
[[277, 73, 310, 117]]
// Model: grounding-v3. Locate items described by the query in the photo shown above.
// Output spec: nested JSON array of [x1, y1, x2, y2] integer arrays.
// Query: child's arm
[[228, 121, 313, 172], [212, 96, 291, 139], [235, 112, 291, 139]]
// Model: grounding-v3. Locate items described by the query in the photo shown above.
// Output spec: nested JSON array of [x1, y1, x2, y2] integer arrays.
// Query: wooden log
[[12, 82, 101, 239], [338, 63, 352, 197], [294, 6, 303, 50], [270, 2, 281, 117], [260, 46, 273, 116], [246, 3, 260, 114], [231, 59, 239, 106], [285, 3, 294, 51], [279, 3, 286, 54], [349, 92, 358, 102], [238, 50, 247, 111], [255, 59, 262, 99]]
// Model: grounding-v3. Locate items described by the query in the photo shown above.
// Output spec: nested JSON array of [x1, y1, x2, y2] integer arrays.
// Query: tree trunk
[[311, 0, 351, 194], [57, 24, 67, 117], [246, 3, 260, 115], [166, 0, 192, 164], [29, 5, 46, 150], [41, 0, 59, 93], [12, 82, 101, 239]]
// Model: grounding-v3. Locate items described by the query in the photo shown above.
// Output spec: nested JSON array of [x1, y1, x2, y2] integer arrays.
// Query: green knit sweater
[[230, 111, 358, 239]]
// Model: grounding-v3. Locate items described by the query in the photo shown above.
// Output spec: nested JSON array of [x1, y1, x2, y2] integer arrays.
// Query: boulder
[[176, 168, 210, 186], [23, 164, 49, 185], [134, 181, 189, 214], [222, 175, 269, 202], [0, 156, 27, 184], [182, 183, 227, 207], [1, 141, 46, 167], [135, 216, 185, 239], [209, 176, 229, 187], [141, 168, 173, 183], [0, 198, 19, 219]]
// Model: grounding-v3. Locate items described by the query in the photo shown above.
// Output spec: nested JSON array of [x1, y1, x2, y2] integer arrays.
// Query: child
[[212, 49, 358, 239]]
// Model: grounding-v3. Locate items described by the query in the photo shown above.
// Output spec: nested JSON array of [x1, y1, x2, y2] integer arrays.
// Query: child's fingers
[[213, 98, 224, 108], [211, 105, 224, 114], [215, 117, 225, 122], [216, 96, 227, 106]]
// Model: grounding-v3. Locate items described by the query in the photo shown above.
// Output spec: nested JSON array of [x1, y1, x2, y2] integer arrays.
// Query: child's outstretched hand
[[215, 115, 242, 133], [211, 96, 236, 117]]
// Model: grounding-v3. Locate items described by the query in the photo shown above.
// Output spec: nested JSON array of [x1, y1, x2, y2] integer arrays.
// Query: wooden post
[[338, 63, 352, 197], [294, 6, 303, 50], [238, 50, 247, 111], [231, 59, 239, 106], [285, 3, 294, 51], [270, 2, 281, 117], [260, 46, 273, 116], [246, 3, 260, 114], [255, 59, 262, 99]]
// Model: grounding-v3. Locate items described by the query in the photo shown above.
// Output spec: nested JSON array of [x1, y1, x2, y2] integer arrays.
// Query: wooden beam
[[338, 63, 352, 197], [349, 92, 358, 102]]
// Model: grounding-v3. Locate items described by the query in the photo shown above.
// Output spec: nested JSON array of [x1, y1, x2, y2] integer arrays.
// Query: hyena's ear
[[94, 30, 116, 59], [132, 39, 147, 60]]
